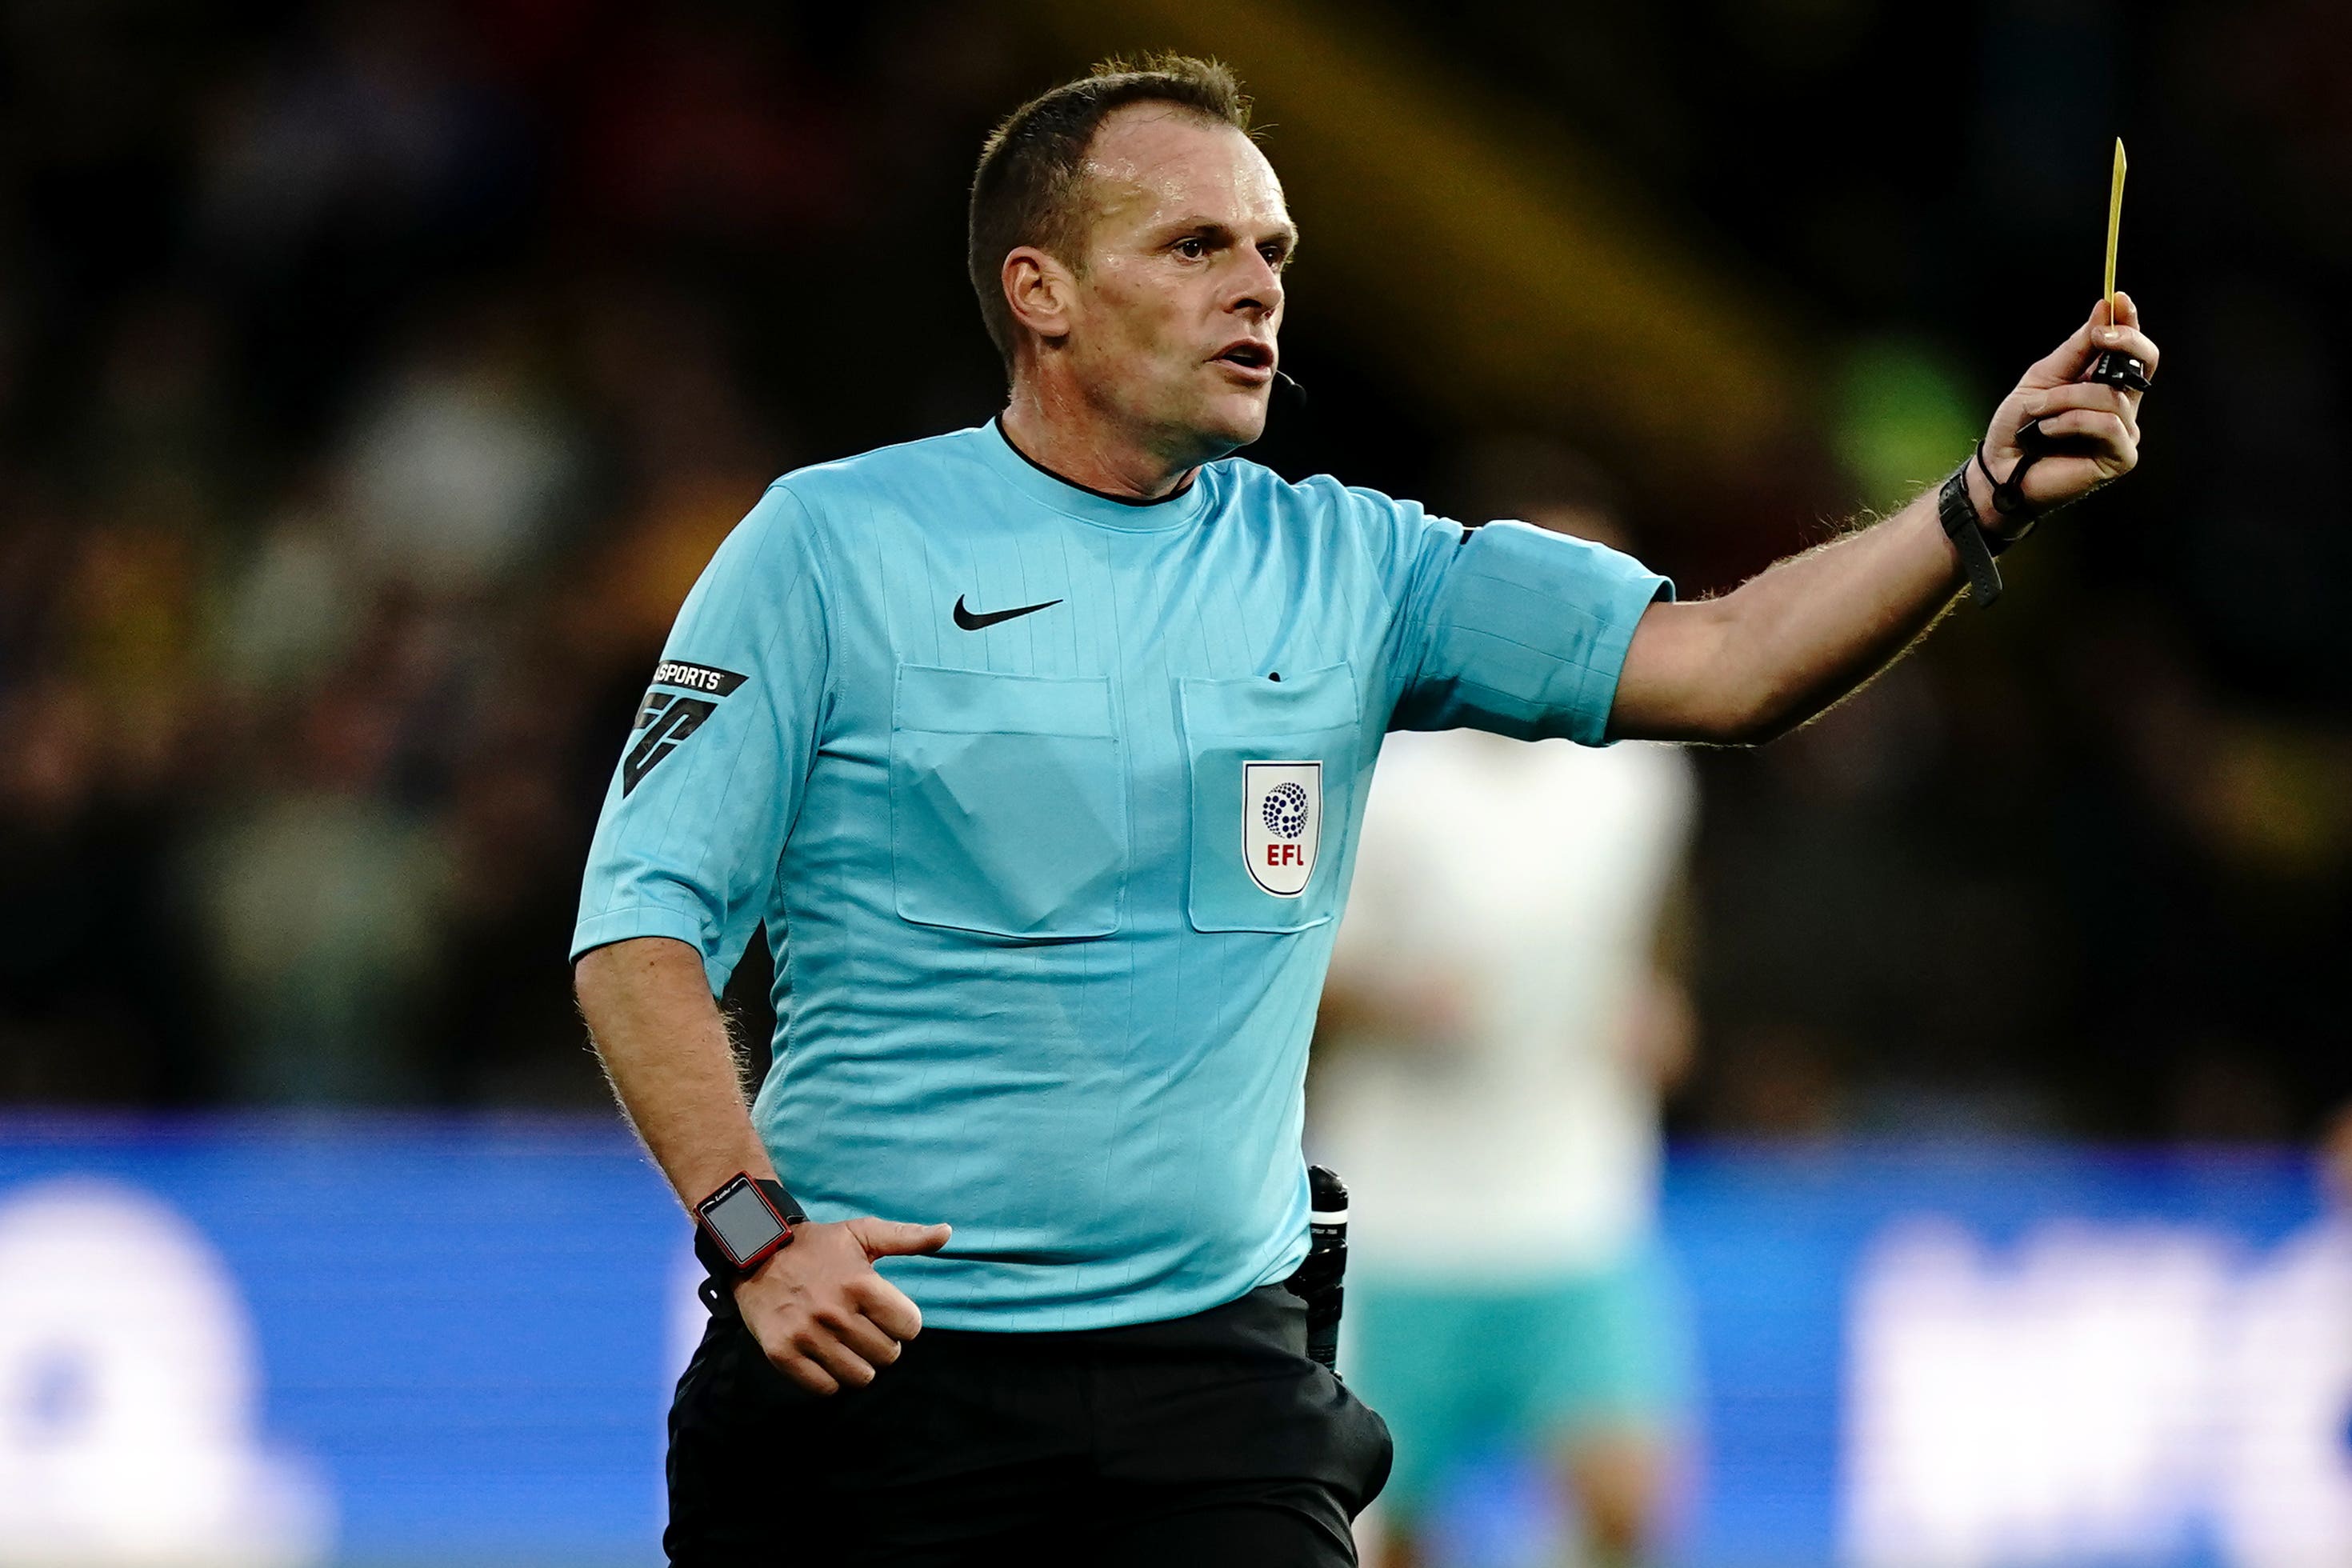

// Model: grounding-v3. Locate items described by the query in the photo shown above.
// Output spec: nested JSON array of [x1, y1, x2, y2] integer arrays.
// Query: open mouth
[[1214, 341, 1275, 378]]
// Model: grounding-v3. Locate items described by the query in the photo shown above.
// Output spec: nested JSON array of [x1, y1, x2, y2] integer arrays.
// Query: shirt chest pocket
[[1179, 662, 1362, 934], [890, 665, 1126, 939]]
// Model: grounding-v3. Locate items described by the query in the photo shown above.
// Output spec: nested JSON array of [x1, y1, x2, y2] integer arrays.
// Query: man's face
[[1055, 106, 1295, 462]]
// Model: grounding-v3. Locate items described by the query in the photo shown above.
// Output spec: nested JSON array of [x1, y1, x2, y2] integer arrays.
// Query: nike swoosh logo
[[953, 594, 1063, 631]]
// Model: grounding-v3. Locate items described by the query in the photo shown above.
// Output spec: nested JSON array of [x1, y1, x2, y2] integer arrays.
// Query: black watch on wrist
[[693, 1173, 807, 1281], [1938, 462, 2007, 608]]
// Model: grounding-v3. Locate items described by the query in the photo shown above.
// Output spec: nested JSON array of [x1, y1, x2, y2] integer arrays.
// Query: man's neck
[[998, 383, 1201, 502]]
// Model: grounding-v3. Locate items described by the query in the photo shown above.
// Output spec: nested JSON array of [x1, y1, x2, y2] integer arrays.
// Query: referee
[[571, 54, 2154, 1567]]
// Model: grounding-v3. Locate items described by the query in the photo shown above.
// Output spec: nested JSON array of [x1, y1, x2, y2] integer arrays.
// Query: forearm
[[1612, 466, 1995, 744], [579, 935, 946, 1395], [1714, 475, 1981, 740], [575, 935, 774, 1210], [1614, 298, 2154, 746]]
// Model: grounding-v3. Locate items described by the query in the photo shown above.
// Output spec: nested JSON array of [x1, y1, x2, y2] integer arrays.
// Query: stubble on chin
[[1211, 388, 1271, 450]]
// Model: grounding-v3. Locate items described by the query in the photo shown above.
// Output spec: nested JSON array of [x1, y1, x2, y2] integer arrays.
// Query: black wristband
[[1938, 465, 2005, 608], [754, 1177, 807, 1225]]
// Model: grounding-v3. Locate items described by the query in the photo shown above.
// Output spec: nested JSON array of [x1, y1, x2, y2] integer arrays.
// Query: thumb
[[846, 1217, 954, 1258], [2021, 305, 2103, 390]]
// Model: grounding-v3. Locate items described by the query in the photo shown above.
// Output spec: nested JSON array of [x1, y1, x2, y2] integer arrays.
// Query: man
[[571, 53, 2154, 1567], [1314, 461, 1700, 1568]]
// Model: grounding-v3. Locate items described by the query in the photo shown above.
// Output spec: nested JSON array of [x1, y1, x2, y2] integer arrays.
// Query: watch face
[[702, 1178, 786, 1266]]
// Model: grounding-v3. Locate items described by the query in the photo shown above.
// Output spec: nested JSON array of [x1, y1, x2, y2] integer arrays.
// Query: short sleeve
[[1389, 517, 1672, 746], [570, 482, 831, 991]]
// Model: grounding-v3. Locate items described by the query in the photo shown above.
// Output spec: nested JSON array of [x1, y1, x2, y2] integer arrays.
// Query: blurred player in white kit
[[1315, 455, 1698, 1568]]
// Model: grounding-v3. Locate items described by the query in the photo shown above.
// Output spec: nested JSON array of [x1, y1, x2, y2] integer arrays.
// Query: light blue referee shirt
[[573, 419, 1670, 1330]]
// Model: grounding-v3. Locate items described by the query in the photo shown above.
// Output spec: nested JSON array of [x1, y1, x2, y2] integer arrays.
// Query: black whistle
[[1286, 1164, 1350, 1374], [2089, 350, 2152, 392]]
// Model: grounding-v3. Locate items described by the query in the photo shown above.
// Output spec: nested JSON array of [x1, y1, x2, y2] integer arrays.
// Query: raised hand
[[1976, 291, 2158, 522]]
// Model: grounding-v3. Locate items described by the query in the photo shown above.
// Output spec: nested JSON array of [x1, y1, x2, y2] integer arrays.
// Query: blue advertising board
[[0, 1121, 2336, 1566]]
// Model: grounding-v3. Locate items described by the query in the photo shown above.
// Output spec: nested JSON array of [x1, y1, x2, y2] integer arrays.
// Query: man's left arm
[[1608, 294, 2158, 744]]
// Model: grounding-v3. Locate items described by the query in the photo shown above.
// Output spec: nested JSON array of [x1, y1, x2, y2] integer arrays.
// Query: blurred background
[[2, 1, 2348, 1564]]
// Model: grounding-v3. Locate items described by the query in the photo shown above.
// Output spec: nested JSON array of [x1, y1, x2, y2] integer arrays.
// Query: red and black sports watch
[[692, 1172, 808, 1282]]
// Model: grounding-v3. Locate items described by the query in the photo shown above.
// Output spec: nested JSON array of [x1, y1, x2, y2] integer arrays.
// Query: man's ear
[[1002, 246, 1076, 345]]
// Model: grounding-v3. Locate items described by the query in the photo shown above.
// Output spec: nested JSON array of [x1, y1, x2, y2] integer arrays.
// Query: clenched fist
[[734, 1214, 952, 1396], [1971, 291, 2160, 528]]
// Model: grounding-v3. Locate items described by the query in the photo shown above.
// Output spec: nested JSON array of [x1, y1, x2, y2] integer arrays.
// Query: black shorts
[[666, 1282, 1394, 1566]]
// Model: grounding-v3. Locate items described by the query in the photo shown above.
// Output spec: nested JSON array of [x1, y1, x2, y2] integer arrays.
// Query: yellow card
[[2104, 138, 2127, 312]]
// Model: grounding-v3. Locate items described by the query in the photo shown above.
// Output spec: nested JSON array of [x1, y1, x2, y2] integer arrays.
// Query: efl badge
[[1243, 761, 1322, 898]]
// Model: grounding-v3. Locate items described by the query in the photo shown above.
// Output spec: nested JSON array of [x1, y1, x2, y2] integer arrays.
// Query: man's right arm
[[572, 487, 950, 1396], [574, 935, 772, 1213], [575, 935, 950, 1397]]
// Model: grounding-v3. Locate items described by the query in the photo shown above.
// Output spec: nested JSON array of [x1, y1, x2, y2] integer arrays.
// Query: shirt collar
[[973, 417, 1214, 532]]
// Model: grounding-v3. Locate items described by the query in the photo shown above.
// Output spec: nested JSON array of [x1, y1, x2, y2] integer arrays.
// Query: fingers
[[767, 1346, 842, 1398], [2022, 306, 2103, 389], [2092, 292, 2159, 387], [821, 1303, 906, 1372], [2027, 408, 2138, 475], [2030, 407, 2132, 446], [783, 1274, 923, 1392], [2022, 295, 2161, 392], [758, 1284, 917, 1397], [767, 1325, 877, 1394], [854, 1274, 926, 1342], [1986, 294, 2154, 506], [850, 1218, 954, 1258], [737, 1218, 942, 1398], [2022, 409, 2135, 444], [2093, 320, 2160, 381], [2026, 382, 2138, 436]]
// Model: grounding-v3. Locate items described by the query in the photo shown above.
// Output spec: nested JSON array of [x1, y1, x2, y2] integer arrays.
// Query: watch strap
[[754, 1178, 808, 1226], [1938, 465, 2004, 608]]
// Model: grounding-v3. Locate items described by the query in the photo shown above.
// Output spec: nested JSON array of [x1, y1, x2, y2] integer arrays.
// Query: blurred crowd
[[2, 0, 2346, 1138], [0, 2, 1027, 1106]]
